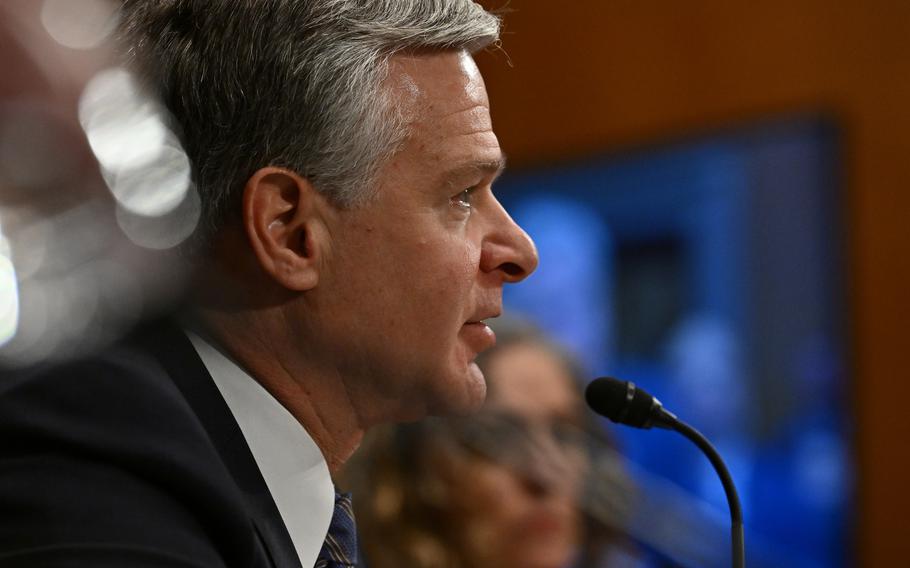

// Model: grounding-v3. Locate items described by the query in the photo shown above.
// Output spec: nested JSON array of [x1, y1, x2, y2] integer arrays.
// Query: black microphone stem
[[671, 418, 745, 568], [584, 377, 746, 567]]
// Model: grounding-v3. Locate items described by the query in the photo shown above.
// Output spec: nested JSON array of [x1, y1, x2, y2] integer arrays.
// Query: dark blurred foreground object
[[0, 6, 289, 566], [0, 1, 191, 367]]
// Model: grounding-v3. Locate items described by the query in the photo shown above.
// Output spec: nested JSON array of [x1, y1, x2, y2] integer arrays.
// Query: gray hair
[[118, 0, 500, 250]]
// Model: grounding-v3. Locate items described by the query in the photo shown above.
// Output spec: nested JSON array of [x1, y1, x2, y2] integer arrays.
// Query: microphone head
[[585, 376, 662, 429]]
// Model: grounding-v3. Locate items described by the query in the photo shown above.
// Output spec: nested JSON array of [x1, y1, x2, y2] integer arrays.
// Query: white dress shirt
[[186, 332, 335, 568]]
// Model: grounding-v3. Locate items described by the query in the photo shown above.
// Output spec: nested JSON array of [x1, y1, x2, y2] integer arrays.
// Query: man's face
[[310, 51, 537, 423]]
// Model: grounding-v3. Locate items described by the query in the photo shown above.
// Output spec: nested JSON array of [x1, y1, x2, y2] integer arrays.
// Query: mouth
[[466, 307, 502, 326], [520, 509, 569, 537], [460, 318, 497, 353]]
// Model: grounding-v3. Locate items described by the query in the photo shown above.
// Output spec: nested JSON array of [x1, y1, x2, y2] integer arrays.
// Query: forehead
[[484, 343, 580, 420], [385, 50, 499, 167], [387, 50, 490, 118]]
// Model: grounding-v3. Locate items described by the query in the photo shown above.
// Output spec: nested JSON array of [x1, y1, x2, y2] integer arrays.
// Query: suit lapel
[[134, 320, 304, 568]]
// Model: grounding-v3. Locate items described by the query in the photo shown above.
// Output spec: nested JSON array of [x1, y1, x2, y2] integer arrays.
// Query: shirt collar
[[186, 331, 335, 568]]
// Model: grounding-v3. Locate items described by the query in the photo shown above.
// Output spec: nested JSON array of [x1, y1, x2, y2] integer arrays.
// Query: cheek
[[448, 463, 542, 563], [328, 220, 482, 366], [405, 235, 479, 326], [421, 233, 478, 288], [454, 462, 527, 521]]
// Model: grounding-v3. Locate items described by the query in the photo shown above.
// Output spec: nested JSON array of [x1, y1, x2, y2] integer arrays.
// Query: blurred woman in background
[[344, 320, 639, 568]]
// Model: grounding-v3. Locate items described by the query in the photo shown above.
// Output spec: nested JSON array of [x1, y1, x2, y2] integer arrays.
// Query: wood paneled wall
[[476, 1, 909, 564]]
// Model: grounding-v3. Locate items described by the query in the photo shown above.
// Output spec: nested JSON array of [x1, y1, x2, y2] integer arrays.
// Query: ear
[[242, 167, 326, 291]]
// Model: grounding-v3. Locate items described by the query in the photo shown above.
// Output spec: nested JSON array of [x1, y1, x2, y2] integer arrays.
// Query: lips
[[520, 509, 568, 536], [465, 306, 501, 326], [461, 319, 496, 354]]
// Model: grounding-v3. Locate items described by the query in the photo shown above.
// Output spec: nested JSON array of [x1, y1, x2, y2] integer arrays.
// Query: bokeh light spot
[[116, 185, 201, 250], [40, 0, 118, 51], [0, 229, 20, 347], [80, 67, 194, 219], [102, 145, 192, 216], [79, 68, 169, 172]]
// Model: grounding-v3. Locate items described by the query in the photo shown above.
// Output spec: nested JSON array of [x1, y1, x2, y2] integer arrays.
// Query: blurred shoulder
[[0, 322, 202, 452], [0, 322, 259, 567]]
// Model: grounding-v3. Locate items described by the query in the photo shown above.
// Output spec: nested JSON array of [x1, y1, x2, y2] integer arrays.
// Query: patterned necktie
[[315, 492, 358, 568]]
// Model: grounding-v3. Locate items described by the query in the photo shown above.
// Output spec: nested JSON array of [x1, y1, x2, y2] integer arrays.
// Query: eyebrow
[[444, 153, 508, 187]]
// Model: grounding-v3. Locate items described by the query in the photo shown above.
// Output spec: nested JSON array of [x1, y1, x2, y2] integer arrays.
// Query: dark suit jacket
[[0, 320, 304, 568]]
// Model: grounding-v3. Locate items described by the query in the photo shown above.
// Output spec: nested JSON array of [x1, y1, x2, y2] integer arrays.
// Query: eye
[[451, 187, 476, 209]]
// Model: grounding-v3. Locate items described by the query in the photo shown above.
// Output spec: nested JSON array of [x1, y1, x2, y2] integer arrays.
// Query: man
[[0, 1, 537, 567]]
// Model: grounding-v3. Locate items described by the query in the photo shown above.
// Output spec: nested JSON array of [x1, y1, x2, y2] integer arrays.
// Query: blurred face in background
[[436, 341, 588, 568]]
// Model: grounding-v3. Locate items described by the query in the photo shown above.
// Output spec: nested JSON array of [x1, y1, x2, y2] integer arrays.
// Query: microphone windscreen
[[585, 377, 655, 428], [584, 377, 630, 419]]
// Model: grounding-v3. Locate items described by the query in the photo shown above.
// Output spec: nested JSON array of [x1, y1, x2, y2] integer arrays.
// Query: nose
[[480, 199, 538, 282], [516, 438, 572, 498], [519, 459, 561, 497]]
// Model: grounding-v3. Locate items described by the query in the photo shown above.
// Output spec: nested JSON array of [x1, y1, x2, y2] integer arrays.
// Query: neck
[[188, 305, 365, 474]]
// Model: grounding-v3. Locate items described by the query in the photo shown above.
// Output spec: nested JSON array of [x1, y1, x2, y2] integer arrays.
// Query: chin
[[518, 554, 575, 568], [429, 362, 488, 417]]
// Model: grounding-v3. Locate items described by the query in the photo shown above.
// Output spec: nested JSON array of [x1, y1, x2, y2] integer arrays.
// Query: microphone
[[585, 377, 745, 568], [584, 375, 678, 429]]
